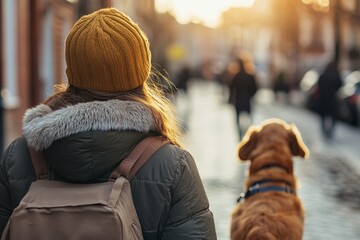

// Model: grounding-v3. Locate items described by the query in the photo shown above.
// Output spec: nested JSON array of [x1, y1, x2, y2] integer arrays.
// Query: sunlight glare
[[155, 0, 255, 28]]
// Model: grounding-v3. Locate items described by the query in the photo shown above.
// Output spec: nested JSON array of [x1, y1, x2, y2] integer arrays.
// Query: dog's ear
[[288, 124, 309, 159], [237, 127, 258, 161]]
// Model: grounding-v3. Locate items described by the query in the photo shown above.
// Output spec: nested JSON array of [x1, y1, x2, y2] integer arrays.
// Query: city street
[[175, 80, 360, 240], [2, 1, 360, 239]]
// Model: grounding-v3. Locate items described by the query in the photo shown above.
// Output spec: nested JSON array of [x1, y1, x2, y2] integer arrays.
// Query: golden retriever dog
[[231, 118, 309, 240]]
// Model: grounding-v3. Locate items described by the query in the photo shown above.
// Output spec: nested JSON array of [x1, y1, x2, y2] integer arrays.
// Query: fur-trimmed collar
[[23, 100, 156, 150]]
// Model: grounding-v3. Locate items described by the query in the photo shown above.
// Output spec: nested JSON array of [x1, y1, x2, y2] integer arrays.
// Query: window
[[2, 0, 19, 109]]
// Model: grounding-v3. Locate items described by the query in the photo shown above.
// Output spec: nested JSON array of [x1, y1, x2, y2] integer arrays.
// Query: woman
[[228, 57, 258, 139], [317, 61, 342, 139], [0, 8, 216, 239]]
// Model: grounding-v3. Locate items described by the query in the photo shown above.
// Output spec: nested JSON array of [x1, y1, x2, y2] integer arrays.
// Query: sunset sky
[[155, 0, 256, 28]]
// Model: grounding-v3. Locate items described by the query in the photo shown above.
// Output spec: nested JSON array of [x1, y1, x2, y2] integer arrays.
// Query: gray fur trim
[[23, 100, 155, 150]]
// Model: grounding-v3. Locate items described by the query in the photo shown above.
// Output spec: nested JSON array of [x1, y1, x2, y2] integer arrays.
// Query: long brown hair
[[44, 70, 183, 147]]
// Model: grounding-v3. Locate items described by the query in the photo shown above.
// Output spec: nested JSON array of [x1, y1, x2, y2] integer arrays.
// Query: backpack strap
[[28, 148, 49, 179], [109, 135, 169, 181]]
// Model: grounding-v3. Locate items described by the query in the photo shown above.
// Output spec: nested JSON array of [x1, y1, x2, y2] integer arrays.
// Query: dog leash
[[237, 179, 295, 202]]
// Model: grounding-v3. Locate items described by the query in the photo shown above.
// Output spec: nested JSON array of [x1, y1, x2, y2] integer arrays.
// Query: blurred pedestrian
[[273, 70, 290, 102], [175, 65, 192, 94], [174, 65, 192, 131], [219, 60, 240, 103], [317, 61, 342, 139], [228, 58, 258, 139], [0, 8, 217, 239]]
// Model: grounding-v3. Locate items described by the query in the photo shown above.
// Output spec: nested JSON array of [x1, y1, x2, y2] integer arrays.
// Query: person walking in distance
[[229, 57, 258, 139], [317, 61, 342, 139], [0, 8, 217, 239]]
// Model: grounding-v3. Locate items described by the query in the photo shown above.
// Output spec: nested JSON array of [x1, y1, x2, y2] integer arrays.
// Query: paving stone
[[176, 81, 360, 239]]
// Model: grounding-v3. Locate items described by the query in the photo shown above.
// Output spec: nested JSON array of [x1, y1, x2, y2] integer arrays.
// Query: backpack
[[1, 135, 168, 240]]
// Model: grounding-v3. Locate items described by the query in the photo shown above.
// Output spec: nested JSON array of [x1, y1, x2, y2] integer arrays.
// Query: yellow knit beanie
[[65, 8, 151, 92]]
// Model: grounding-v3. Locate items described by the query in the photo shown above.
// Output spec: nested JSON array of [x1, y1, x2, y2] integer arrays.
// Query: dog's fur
[[231, 118, 309, 240]]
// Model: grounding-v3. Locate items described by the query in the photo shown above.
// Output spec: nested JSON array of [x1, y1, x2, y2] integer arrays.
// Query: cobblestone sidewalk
[[177, 81, 360, 240]]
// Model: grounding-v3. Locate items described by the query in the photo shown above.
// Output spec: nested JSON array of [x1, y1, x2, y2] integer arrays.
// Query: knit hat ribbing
[[65, 8, 151, 92]]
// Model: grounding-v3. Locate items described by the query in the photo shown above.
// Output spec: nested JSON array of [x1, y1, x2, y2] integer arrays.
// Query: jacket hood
[[23, 100, 156, 151], [22, 100, 157, 182]]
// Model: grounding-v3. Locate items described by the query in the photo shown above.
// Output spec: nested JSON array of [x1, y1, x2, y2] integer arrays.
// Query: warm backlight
[[155, 0, 255, 28]]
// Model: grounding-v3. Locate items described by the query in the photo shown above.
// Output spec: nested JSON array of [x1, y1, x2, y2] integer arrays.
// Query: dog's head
[[237, 118, 309, 162]]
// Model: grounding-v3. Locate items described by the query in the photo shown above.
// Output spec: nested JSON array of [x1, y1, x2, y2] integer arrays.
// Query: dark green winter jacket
[[0, 100, 217, 239]]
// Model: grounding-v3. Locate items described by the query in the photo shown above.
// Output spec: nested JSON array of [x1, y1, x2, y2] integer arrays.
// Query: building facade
[[3, 0, 360, 150]]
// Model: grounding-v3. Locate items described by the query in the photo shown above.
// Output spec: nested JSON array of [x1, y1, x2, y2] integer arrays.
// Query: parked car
[[299, 70, 320, 112], [336, 71, 360, 126], [299, 69, 360, 126]]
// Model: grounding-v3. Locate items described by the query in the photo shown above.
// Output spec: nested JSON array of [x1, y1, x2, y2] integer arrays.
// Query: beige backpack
[[1, 136, 168, 240]]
